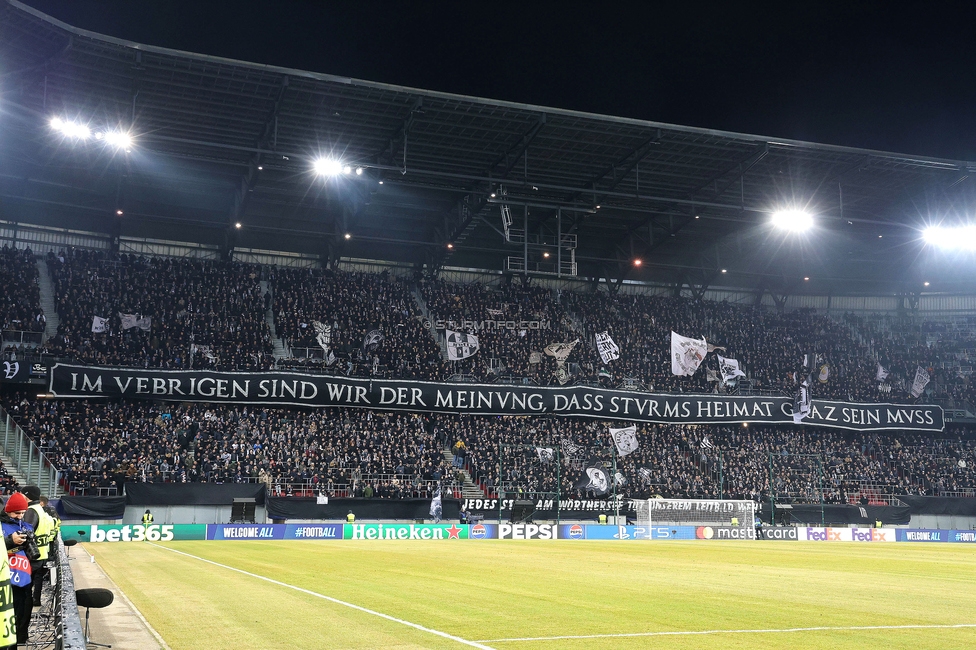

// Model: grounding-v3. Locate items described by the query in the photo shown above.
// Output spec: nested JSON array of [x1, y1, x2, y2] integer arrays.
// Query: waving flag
[[671, 332, 707, 376]]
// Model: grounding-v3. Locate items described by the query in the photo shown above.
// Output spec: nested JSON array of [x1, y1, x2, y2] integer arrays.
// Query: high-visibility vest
[[598, 514, 607, 525], [28, 504, 55, 561], [346, 513, 355, 523], [0, 555, 15, 647], [142, 513, 154, 525]]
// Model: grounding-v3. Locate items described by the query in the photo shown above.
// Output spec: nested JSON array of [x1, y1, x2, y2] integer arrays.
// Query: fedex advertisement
[[800, 527, 896, 542]]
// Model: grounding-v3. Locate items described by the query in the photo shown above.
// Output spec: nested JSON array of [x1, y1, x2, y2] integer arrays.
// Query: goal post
[[634, 498, 756, 531]]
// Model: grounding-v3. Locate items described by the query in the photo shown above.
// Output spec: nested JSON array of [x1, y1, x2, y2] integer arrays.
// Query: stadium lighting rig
[[313, 158, 367, 178], [50, 117, 133, 152], [923, 225, 976, 251], [771, 208, 813, 232]]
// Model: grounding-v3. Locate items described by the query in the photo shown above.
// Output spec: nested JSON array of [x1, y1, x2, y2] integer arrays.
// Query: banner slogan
[[49, 364, 944, 432]]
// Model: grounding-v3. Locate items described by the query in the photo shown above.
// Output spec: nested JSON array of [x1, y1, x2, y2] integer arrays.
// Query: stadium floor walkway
[[69, 544, 168, 650]]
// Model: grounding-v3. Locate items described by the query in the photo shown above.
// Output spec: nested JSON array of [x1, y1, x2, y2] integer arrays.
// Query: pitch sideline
[[477, 623, 976, 643], [147, 543, 495, 649]]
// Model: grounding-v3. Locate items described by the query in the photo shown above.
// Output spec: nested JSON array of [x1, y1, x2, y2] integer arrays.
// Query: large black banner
[[49, 363, 944, 431]]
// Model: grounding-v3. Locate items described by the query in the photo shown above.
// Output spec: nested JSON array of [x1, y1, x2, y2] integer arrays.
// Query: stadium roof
[[3, 0, 976, 296]]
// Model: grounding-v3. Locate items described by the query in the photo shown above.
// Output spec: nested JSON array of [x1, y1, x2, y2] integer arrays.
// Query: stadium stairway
[[0, 404, 61, 497], [36, 259, 60, 343], [412, 286, 448, 361], [261, 280, 289, 359], [441, 446, 486, 499]]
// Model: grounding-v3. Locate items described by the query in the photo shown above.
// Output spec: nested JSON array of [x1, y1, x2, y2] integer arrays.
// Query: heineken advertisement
[[49, 363, 943, 431], [62, 524, 207, 542], [344, 523, 468, 540]]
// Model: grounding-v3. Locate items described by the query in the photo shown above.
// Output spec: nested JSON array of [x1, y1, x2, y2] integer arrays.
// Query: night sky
[[21, 1, 976, 161]]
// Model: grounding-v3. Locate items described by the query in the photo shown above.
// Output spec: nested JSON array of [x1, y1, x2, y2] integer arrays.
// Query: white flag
[[92, 316, 108, 333], [487, 308, 504, 318], [313, 320, 332, 351], [535, 447, 554, 464], [135, 315, 152, 331], [910, 366, 930, 398], [544, 339, 580, 363], [429, 489, 442, 522], [118, 312, 138, 330], [700, 435, 714, 450], [595, 331, 620, 364], [717, 355, 746, 382], [671, 331, 707, 376], [446, 330, 479, 361], [609, 425, 639, 457], [876, 364, 889, 381]]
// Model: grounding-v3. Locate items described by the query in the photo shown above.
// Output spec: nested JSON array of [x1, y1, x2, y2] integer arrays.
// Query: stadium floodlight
[[633, 258, 642, 266], [344, 233, 351, 240], [235, 222, 242, 229], [343, 165, 352, 175], [116, 210, 123, 216], [313, 158, 343, 176], [923, 225, 976, 250], [771, 208, 813, 232], [355, 167, 363, 176], [102, 130, 132, 150], [50, 117, 91, 140]]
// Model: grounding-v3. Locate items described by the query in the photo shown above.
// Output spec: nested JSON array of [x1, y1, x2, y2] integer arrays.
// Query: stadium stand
[[0, 245, 45, 345], [272, 267, 442, 379], [41, 249, 274, 370]]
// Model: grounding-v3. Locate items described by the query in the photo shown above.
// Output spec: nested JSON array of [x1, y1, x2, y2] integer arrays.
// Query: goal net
[[634, 498, 756, 530]]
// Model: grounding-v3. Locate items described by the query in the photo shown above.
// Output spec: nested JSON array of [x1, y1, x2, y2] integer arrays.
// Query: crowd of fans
[[4, 248, 976, 506], [0, 245, 45, 336], [272, 267, 443, 379], [434, 415, 976, 503], [41, 249, 273, 369], [2, 390, 973, 501], [2, 394, 450, 498], [418, 277, 572, 381]]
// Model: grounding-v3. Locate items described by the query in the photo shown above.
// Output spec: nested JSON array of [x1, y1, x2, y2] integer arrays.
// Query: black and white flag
[[487, 308, 504, 318], [876, 364, 889, 382], [671, 331, 707, 376], [429, 488, 443, 522], [609, 425, 639, 457], [706, 367, 721, 383], [700, 435, 714, 450], [91, 316, 108, 333], [313, 320, 331, 350], [614, 471, 628, 488], [637, 467, 653, 486], [535, 447, 555, 464], [595, 331, 620, 364], [544, 339, 580, 363], [362, 329, 384, 352], [910, 366, 930, 398], [119, 313, 138, 330], [793, 380, 812, 423], [818, 364, 830, 384], [560, 438, 584, 460], [573, 458, 611, 496], [717, 355, 746, 382], [135, 315, 152, 331], [446, 330, 480, 361]]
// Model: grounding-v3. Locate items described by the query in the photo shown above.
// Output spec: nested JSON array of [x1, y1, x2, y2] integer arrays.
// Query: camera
[[20, 530, 41, 562]]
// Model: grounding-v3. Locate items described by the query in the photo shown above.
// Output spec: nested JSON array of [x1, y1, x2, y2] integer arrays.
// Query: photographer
[[2, 492, 36, 647], [21, 487, 54, 609]]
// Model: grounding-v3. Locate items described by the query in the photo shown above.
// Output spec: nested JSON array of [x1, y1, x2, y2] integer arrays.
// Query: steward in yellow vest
[[22, 487, 55, 608], [0, 552, 15, 649], [142, 510, 154, 526]]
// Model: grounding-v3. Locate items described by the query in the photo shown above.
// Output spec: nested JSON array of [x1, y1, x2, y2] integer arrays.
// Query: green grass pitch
[[85, 540, 976, 649]]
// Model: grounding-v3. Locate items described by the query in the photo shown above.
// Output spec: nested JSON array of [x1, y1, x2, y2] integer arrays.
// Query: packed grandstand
[[2, 245, 975, 505]]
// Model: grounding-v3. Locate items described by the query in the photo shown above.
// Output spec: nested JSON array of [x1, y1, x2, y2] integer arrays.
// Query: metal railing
[[0, 405, 61, 497], [1, 329, 44, 346]]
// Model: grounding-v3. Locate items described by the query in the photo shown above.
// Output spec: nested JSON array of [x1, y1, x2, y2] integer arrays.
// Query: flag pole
[[612, 444, 619, 526]]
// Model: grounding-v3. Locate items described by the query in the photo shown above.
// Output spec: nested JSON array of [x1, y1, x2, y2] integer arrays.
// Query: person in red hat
[[1, 492, 34, 648]]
